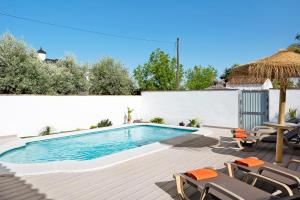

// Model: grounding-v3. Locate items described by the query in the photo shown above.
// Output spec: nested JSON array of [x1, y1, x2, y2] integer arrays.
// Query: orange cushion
[[234, 132, 248, 138], [234, 128, 247, 133], [234, 157, 264, 167], [186, 168, 218, 180]]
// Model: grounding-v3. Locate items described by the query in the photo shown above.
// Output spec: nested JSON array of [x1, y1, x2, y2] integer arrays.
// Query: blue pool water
[[0, 125, 195, 164]]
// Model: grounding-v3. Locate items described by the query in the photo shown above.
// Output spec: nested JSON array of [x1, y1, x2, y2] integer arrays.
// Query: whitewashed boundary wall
[[269, 89, 300, 122], [0, 96, 142, 137], [141, 90, 240, 128], [1, 89, 300, 137]]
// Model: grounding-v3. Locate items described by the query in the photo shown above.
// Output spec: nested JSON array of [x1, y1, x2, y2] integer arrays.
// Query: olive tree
[[89, 57, 133, 95], [44, 56, 88, 95], [0, 33, 51, 94]]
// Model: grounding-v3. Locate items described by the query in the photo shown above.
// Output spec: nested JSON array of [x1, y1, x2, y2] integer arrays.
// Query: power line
[[0, 11, 173, 44]]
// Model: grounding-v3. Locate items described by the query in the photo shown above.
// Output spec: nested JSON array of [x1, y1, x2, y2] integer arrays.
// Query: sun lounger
[[259, 127, 300, 155], [225, 157, 300, 190], [232, 126, 276, 137], [174, 168, 292, 200], [232, 126, 300, 151], [260, 126, 300, 143], [231, 126, 277, 150]]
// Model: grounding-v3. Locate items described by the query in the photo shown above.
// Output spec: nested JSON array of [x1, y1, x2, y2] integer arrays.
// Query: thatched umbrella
[[230, 50, 300, 163]]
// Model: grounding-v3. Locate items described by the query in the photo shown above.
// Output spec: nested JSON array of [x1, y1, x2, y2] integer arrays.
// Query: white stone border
[[0, 124, 212, 175]]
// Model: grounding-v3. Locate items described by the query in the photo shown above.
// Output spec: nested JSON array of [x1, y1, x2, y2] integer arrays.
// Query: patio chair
[[225, 157, 300, 191], [174, 167, 292, 200]]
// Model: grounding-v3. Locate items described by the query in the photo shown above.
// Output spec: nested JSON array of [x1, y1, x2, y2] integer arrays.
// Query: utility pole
[[176, 37, 180, 90]]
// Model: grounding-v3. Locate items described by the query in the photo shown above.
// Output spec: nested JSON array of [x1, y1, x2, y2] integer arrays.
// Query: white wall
[[2, 89, 298, 138], [269, 89, 300, 122], [0, 96, 142, 137], [141, 90, 239, 128], [226, 79, 273, 90]]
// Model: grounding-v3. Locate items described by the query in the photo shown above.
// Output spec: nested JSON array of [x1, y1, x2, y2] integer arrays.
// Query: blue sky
[[1, 0, 299, 76]]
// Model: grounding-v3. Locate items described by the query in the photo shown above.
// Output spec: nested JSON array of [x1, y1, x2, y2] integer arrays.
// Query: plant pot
[[179, 122, 185, 126]]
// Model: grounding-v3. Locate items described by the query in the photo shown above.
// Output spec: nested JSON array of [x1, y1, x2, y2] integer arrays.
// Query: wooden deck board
[[2, 128, 300, 200]]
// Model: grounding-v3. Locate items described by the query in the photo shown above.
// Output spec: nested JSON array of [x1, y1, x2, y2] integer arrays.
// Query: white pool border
[[0, 123, 212, 175]]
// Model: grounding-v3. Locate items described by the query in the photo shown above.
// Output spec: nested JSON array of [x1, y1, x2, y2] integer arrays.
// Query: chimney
[[37, 47, 46, 61]]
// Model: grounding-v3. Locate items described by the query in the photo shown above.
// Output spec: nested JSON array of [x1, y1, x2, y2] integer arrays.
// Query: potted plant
[[288, 108, 297, 120], [187, 118, 201, 128], [39, 126, 54, 136], [127, 107, 134, 124], [97, 119, 112, 127], [150, 117, 165, 124]]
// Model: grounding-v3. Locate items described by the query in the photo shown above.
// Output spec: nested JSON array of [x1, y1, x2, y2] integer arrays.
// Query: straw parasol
[[230, 49, 300, 163]]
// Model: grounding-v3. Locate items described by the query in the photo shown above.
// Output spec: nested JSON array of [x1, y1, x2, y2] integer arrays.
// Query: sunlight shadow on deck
[[0, 163, 51, 200], [155, 180, 200, 200], [159, 134, 219, 149], [209, 136, 292, 163]]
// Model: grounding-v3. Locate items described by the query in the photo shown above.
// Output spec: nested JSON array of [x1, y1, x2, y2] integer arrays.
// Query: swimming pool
[[0, 125, 196, 164]]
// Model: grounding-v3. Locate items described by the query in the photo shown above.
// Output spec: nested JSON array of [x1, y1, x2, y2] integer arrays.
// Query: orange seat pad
[[234, 157, 264, 167], [186, 168, 218, 180]]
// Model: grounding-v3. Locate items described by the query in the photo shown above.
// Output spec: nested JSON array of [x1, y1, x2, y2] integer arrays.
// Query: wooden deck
[[1, 128, 300, 200]]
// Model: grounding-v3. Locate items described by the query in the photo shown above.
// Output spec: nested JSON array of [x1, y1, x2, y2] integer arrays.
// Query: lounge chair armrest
[[201, 182, 244, 200], [252, 126, 274, 131], [286, 159, 300, 169], [257, 166, 300, 187], [256, 130, 277, 137], [243, 172, 293, 197]]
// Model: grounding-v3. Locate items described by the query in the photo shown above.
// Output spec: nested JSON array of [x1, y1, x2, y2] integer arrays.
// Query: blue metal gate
[[239, 90, 269, 130]]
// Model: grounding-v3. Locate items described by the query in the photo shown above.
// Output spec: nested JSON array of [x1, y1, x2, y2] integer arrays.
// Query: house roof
[[37, 47, 46, 54], [44, 58, 59, 63], [227, 77, 268, 85]]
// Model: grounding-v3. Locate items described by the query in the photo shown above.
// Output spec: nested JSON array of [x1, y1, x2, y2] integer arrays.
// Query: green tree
[[297, 79, 300, 88], [185, 65, 217, 90], [288, 33, 300, 53], [220, 64, 239, 82], [44, 56, 88, 95], [272, 79, 295, 89], [89, 57, 133, 95], [0, 33, 51, 94], [133, 49, 183, 90]]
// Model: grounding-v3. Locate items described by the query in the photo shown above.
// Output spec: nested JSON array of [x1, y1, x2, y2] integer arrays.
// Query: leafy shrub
[[39, 126, 54, 136], [187, 118, 200, 127], [150, 117, 165, 124], [97, 119, 113, 128], [288, 108, 297, 119], [90, 125, 97, 129]]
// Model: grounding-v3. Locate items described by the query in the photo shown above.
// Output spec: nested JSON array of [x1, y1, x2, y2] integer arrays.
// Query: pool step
[[0, 135, 19, 145]]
